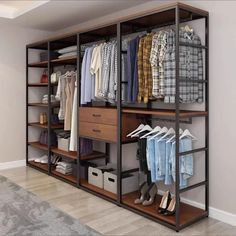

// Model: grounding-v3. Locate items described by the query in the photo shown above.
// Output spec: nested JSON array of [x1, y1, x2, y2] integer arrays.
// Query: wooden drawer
[[79, 122, 117, 143], [79, 107, 117, 126]]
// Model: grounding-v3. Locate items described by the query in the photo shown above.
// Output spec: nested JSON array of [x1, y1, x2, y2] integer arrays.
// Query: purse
[[40, 70, 48, 84]]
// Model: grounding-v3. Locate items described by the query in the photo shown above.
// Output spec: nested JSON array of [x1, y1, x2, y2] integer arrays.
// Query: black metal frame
[[26, 3, 209, 232]]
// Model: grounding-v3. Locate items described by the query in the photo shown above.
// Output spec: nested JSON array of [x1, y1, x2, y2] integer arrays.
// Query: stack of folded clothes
[[42, 94, 57, 104], [57, 45, 77, 59], [55, 161, 73, 175]]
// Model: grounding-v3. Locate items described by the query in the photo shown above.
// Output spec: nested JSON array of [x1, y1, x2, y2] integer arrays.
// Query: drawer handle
[[92, 129, 101, 133], [92, 114, 101, 117]]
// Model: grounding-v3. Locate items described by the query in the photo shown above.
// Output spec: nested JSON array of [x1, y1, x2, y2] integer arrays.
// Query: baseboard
[[0, 159, 25, 170]]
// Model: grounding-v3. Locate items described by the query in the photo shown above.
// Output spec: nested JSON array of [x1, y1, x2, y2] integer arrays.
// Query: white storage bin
[[88, 164, 116, 189], [104, 171, 139, 194], [58, 137, 70, 152]]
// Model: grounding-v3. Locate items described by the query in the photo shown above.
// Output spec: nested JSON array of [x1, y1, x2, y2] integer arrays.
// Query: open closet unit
[[26, 2, 209, 231]]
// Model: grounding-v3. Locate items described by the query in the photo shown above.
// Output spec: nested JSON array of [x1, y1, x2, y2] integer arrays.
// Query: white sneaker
[[40, 155, 48, 164], [34, 155, 47, 163]]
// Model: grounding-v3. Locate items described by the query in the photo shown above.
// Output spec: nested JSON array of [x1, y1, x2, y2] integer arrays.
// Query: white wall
[[54, 0, 236, 220], [0, 23, 51, 164]]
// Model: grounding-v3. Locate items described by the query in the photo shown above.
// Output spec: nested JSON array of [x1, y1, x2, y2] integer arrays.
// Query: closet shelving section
[[26, 2, 209, 232]]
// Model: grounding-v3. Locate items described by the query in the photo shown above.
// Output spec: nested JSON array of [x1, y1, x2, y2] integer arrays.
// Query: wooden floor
[[1, 166, 236, 236]]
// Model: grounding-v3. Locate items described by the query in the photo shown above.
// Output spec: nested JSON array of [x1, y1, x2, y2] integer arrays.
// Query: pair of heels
[[158, 190, 176, 216], [134, 182, 157, 206]]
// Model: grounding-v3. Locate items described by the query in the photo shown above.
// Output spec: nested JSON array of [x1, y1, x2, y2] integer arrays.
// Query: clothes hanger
[[166, 129, 184, 143], [131, 125, 152, 138], [157, 127, 175, 142], [179, 129, 197, 140], [140, 126, 161, 139], [126, 124, 144, 137], [149, 126, 168, 140]]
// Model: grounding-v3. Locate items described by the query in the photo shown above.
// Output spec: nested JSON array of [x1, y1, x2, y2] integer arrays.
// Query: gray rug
[[0, 176, 101, 236]]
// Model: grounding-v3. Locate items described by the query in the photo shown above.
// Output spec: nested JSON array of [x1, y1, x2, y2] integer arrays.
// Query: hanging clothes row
[[128, 124, 196, 189], [126, 25, 204, 104]]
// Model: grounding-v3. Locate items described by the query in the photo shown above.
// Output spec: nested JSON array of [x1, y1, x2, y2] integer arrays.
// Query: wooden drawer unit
[[80, 122, 117, 142], [79, 107, 117, 125], [79, 107, 140, 143]]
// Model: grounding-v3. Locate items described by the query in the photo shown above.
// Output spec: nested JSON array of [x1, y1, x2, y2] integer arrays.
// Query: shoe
[[142, 183, 157, 206], [134, 182, 149, 204], [158, 190, 171, 214], [164, 196, 176, 216], [40, 155, 48, 164], [34, 155, 47, 163]]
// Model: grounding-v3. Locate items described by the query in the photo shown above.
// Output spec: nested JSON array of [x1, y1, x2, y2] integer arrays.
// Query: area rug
[[0, 176, 101, 236]]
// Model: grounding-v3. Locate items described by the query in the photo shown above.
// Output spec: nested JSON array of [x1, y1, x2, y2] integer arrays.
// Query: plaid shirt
[[138, 33, 154, 103], [163, 29, 203, 103], [150, 31, 167, 98]]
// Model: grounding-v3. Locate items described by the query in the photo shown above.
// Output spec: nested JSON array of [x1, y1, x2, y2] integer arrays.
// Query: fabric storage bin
[[88, 164, 116, 189], [104, 171, 139, 194], [58, 137, 70, 152]]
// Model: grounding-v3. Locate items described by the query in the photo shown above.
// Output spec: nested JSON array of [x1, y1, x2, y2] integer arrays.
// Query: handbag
[[40, 70, 48, 84]]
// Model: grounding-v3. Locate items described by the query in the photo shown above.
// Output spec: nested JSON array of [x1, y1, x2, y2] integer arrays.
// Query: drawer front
[[79, 122, 117, 142], [79, 107, 117, 125]]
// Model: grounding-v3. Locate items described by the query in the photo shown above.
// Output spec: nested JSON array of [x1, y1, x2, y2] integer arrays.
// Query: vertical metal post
[[105, 143, 110, 165], [47, 42, 52, 174], [77, 33, 81, 187], [117, 22, 122, 205], [175, 6, 180, 231], [26, 46, 29, 165], [205, 15, 209, 214]]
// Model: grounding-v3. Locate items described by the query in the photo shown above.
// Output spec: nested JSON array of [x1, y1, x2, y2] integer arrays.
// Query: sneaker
[[34, 155, 47, 163]]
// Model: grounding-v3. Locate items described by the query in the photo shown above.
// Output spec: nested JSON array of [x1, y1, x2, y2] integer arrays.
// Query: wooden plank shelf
[[28, 83, 58, 87], [80, 179, 117, 200], [122, 191, 207, 227], [28, 141, 48, 151], [28, 102, 60, 107], [28, 122, 63, 129], [28, 160, 48, 172], [51, 148, 77, 160], [51, 169, 77, 184], [28, 56, 77, 68], [122, 108, 208, 118]]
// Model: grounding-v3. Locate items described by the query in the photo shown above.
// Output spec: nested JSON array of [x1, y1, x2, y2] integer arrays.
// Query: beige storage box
[[88, 164, 116, 189], [104, 171, 139, 194], [58, 137, 70, 152]]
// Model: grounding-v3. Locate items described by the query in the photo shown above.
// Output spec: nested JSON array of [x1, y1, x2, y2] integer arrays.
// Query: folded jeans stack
[[56, 161, 73, 175]]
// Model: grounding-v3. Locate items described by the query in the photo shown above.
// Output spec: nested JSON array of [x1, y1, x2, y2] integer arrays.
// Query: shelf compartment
[[80, 179, 117, 200], [51, 148, 77, 160], [122, 108, 208, 118], [28, 102, 60, 107], [28, 160, 48, 172], [51, 169, 77, 184], [122, 191, 207, 227], [28, 83, 58, 87], [28, 122, 64, 129], [28, 141, 48, 151]]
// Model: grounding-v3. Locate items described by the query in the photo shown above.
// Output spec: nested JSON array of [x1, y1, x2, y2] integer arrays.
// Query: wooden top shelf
[[123, 108, 208, 118], [28, 122, 63, 129], [28, 56, 77, 68]]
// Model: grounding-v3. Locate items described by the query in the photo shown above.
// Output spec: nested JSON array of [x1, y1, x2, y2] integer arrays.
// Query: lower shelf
[[80, 179, 117, 200], [28, 160, 48, 172], [122, 191, 207, 227], [51, 169, 77, 184]]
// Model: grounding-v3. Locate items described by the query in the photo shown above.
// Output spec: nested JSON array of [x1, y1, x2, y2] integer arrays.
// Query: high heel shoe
[[158, 190, 171, 214], [134, 182, 148, 204], [142, 183, 157, 206], [164, 196, 176, 216]]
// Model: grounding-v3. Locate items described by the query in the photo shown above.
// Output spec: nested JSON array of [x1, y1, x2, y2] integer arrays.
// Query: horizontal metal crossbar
[[180, 181, 206, 193], [179, 147, 207, 156], [179, 42, 207, 49]]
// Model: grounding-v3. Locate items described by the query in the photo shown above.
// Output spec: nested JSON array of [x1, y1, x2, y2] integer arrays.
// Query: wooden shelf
[[123, 108, 208, 118], [51, 148, 77, 160], [28, 102, 60, 107], [80, 179, 117, 200], [51, 169, 77, 184], [122, 191, 207, 227], [28, 83, 58, 87], [28, 56, 76, 68], [28, 160, 48, 172], [81, 151, 107, 161], [28, 141, 48, 151], [28, 122, 63, 129]]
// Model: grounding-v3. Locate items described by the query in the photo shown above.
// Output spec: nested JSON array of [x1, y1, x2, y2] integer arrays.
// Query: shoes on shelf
[[158, 190, 171, 214], [142, 183, 157, 206], [40, 155, 48, 164], [164, 196, 176, 216], [134, 182, 149, 204], [34, 155, 47, 163]]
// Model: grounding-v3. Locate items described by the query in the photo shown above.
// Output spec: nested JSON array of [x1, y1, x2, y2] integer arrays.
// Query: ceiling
[[0, 0, 150, 31]]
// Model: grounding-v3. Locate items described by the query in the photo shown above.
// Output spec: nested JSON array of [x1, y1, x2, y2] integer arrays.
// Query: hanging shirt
[[56, 74, 66, 120]]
